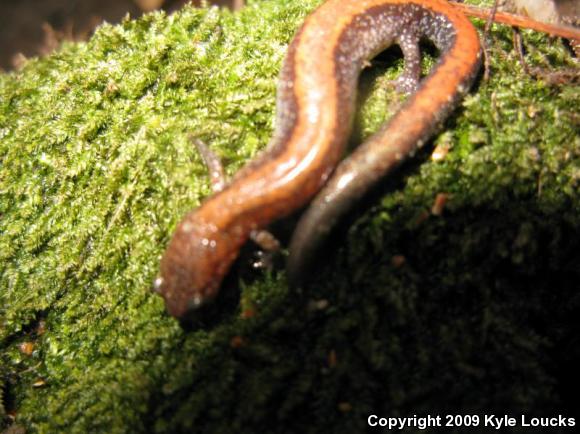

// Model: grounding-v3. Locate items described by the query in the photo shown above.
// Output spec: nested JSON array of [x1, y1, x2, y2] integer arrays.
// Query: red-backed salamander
[[154, 0, 482, 318]]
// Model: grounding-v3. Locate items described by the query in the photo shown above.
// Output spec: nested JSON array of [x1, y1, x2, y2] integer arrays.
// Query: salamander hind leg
[[393, 29, 422, 93]]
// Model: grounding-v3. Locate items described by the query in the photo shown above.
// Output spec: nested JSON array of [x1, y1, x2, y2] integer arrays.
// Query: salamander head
[[153, 214, 243, 318]]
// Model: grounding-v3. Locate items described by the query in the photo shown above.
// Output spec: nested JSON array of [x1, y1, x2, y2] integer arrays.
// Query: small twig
[[512, 28, 530, 75], [482, 0, 500, 81]]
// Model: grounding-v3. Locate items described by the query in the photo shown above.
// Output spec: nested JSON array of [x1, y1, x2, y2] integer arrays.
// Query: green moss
[[1, 0, 579, 432]]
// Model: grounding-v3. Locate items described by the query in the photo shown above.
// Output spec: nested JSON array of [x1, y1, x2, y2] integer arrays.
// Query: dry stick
[[452, 1, 580, 84], [450, 1, 580, 40], [233, 0, 244, 11]]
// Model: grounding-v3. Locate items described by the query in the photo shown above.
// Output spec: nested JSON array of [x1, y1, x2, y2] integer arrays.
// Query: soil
[[0, 0, 237, 71]]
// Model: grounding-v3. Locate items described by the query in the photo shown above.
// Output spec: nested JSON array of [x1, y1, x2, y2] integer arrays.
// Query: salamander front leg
[[247, 229, 281, 271], [193, 138, 281, 257], [193, 138, 227, 193]]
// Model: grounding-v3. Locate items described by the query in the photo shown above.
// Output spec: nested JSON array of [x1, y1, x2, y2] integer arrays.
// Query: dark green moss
[[1, 0, 579, 432]]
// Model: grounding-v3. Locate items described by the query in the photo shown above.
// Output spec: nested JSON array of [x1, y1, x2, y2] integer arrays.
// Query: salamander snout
[[154, 213, 244, 318], [155, 234, 220, 317], [152, 273, 208, 317]]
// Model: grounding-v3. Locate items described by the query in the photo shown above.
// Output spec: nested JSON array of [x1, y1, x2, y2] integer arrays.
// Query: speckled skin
[[287, 1, 482, 285], [157, 0, 482, 318]]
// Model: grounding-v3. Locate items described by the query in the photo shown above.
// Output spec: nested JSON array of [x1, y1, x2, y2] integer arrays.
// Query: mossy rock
[[1, 0, 579, 432]]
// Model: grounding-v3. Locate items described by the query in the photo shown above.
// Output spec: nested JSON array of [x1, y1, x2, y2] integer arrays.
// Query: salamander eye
[[152, 276, 164, 294], [187, 295, 204, 311]]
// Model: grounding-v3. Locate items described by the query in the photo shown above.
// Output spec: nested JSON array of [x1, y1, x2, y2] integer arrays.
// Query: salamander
[[155, 0, 482, 318]]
